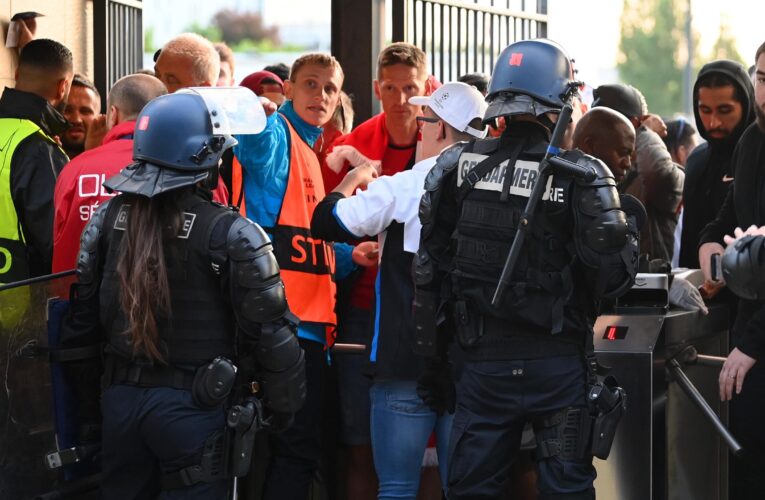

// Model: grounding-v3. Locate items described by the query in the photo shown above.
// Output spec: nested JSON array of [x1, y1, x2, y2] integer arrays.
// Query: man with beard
[[61, 74, 101, 159], [0, 39, 72, 281], [698, 41, 765, 500], [680, 60, 754, 269]]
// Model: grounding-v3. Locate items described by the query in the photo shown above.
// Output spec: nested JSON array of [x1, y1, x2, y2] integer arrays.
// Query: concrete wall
[[0, 0, 93, 93]]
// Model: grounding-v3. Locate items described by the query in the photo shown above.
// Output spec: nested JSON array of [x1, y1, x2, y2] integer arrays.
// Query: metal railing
[[93, 0, 144, 110], [392, 0, 548, 83]]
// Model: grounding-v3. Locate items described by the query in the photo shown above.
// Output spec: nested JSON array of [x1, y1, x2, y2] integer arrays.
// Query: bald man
[[154, 33, 220, 93], [0, 39, 73, 280], [572, 106, 636, 182], [52, 74, 168, 272]]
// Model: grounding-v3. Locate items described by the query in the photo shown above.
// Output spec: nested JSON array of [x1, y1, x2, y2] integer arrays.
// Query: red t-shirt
[[322, 113, 417, 310]]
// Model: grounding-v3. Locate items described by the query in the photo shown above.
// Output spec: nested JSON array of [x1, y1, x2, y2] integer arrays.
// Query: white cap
[[409, 82, 488, 138]]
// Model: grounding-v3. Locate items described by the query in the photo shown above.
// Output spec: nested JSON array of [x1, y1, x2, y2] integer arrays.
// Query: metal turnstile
[[592, 304, 735, 500]]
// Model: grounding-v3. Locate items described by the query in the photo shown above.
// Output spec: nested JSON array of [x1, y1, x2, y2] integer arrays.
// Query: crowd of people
[[2, 20, 765, 500]]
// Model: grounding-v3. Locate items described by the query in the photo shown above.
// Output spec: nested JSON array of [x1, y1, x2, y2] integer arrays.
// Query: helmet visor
[[177, 87, 268, 136]]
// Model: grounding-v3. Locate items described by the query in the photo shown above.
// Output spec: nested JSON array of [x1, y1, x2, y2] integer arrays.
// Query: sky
[[144, 0, 765, 87], [548, 0, 765, 88]]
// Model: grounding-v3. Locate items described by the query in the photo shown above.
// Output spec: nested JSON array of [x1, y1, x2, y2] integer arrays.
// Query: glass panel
[[0, 274, 80, 498]]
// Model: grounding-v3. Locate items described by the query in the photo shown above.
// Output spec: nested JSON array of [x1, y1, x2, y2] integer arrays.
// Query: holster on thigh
[[532, 406, 591, 461]]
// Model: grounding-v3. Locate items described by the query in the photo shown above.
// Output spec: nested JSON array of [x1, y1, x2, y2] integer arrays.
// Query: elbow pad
[[580, 193, 643, 299], [257, 320, 306, 414], [568, 154, 642, 298], [227, 217, 288, 325], [571, 154, 629, 266], [256, 321, 301, 372]]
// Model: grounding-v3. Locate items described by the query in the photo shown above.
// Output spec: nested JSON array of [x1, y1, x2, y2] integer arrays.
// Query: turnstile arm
[[675, 345, 727, 367], [667, 358, 743, 456], [331, 343, 366, 354], [695, 354, 728, 366]]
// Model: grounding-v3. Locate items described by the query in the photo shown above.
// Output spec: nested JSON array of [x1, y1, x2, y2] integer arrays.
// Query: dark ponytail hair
[[116, 192, 183, 363]]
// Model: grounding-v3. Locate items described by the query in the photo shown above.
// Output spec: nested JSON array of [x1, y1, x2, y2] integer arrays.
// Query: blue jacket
[[234, 101, 354, 344]]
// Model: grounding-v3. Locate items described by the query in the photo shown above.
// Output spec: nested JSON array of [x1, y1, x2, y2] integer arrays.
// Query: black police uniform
[[414, 40, 640, 500], [58, 90, 306, 499]]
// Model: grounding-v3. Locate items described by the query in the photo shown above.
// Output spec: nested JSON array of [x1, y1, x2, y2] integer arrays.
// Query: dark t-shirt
[[350, 142, 416, 310]]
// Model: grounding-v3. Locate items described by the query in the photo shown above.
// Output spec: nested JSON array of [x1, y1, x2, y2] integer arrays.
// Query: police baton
[[491, 82, 589, 306]]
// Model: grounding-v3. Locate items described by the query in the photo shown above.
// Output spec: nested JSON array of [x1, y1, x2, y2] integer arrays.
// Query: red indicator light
[[606, 326, 617, 341]]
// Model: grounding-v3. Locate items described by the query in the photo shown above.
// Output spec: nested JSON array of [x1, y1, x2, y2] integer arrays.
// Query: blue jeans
[[370, 380, 453, 500]]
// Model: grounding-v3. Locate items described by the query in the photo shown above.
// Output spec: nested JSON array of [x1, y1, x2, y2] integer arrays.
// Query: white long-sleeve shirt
[[333, 156, 438, 256]]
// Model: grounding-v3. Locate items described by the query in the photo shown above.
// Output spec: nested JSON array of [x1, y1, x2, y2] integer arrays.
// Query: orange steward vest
[[231, 155, 246, 216], [271, 116, 337, 346]]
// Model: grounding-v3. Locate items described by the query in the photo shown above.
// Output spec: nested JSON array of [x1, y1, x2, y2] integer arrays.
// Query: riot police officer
[[59, 89, 306, 499], [414, 39, 642, 499]]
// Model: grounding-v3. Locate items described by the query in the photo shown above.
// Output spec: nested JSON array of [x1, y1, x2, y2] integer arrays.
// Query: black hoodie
[[679, 60, 755, 268]]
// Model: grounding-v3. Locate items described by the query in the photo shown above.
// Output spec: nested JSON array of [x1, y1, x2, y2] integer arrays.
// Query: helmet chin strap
[[203, 166, 219, 191], [537, 114, 556, 135]]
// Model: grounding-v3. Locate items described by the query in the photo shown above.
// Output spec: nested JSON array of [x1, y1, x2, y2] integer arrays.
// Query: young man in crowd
[[61, 74, 101, 159], [312, 81, 487, 499], [680, 60, 754, 269], [700, 41, 765, 500], [52, 74, 167, 272], [319, 42, 432, 499], [232, 53, 350, 500]]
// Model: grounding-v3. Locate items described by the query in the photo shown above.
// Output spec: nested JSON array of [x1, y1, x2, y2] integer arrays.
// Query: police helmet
[[105, 87, 266, 198], [484, 38, 576, 122], [721, 235, 765, 300]]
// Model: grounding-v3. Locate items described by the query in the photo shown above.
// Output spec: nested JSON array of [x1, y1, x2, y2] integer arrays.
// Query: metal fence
[[93, 0, 144, 110], [392, 0, 548, 83]]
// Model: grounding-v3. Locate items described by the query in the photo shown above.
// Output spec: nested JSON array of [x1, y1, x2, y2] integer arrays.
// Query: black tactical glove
[[417, 358, 456, 416]]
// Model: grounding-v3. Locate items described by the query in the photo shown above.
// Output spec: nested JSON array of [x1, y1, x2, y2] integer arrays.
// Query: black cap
[[592, 84, 645, 119], [458, 72, 490, 95]]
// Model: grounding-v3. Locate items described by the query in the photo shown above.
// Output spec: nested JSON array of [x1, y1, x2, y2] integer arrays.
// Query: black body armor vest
[[99, 192, 235, 365], [451, 130, 595, 346]]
